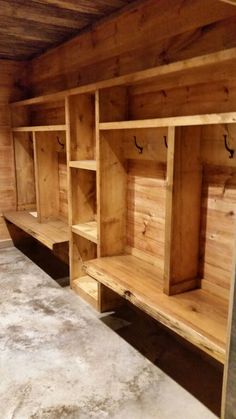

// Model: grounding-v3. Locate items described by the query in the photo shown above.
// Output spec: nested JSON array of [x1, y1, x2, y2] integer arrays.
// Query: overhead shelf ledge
[[12, 124, 66, 132], [99, 112, 236, 130], [10, 47, 236, 107]]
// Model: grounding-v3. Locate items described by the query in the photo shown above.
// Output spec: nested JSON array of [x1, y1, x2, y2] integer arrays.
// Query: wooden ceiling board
[[219, 0, 236, 4], [0, 0, 135, 60], [35, 0, 133, 15]]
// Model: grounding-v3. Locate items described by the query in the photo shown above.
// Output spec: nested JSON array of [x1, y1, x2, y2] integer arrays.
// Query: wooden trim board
[[12, 125, 66, 132]]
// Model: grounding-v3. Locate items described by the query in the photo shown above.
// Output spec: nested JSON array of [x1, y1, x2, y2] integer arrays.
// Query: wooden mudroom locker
[[0, 1, 236, 418]]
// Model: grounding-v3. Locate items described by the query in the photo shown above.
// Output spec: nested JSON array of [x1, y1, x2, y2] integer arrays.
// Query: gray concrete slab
[[0, 247, 218, 419]]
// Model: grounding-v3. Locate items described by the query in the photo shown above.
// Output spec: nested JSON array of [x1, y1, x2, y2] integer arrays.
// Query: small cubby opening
[[166, 123, 236, 303], [71, 232, 99, 309], [99, 86, 129, 123], [34, 130, 68, 223], [4, 129, 69, 257], [199, 123, 236, 302], [68, 93, 96, 163], [11, 100, 66, 128], [71, 167, 97, 243], [98, 127, 168, 266], [14, 131, 36, 212]]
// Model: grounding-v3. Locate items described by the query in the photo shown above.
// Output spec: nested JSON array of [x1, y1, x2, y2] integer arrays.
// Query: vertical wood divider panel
[[65, 97, 72, 225], [98, 130, 127, 250], [95, 90, 101, 257], [14, 131, 36, 211], [65, 96, 74, 287], [164, 126, 202, 295], [164, 126, 175, 294], [32, 131, 40, 219], [98, 86, 128, 257], [33, 131, 60, 222]]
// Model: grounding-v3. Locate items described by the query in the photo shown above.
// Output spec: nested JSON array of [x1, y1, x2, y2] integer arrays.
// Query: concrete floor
[[0, 246, 219, 419]]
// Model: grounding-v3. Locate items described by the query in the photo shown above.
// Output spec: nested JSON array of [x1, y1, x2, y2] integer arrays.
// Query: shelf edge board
[[12, 125, 66, 132], [10, 47, 236, 107], [99, 112, 236, 130], [69, 160, 97, 171]]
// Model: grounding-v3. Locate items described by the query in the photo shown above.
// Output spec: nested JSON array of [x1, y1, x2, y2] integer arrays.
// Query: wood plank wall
[[0, 60, 26, 244], [200, 126, 236, 300], [21, 0, 236, 96]]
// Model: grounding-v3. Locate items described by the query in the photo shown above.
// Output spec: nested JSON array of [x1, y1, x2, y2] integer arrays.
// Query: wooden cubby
[[9, 55, 236, 368], [84, 83, 236, 364], [5, 99, 69, 260], [11, 99, 66, 131], [13, 131, 36, 212], [85, 119, 233, 363]]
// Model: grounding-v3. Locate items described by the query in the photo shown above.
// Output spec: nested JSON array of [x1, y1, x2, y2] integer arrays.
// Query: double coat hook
[[224, 135, 234, 159], [134, 136, 143, 154], [57, 136, 65, 150]]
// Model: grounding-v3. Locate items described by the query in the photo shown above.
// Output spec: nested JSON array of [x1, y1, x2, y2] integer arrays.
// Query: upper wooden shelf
[[99, 112, 236, 130], [4, 211, 69, 250], [10, 47, 236, 107], [12, 125, 66, 132], [72, 221, 98, 244], [69, 160, 97, 171], [84, 254, 228, 364]]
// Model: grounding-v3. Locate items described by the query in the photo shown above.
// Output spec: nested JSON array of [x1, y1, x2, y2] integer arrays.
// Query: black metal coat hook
[[57, 136, 65, 150], [134, 136, 143, 154], [224, 134, 234, 159], [164, 135, 168, 149]]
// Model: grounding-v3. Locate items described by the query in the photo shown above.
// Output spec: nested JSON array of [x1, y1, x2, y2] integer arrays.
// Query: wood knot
[[124, 290, 132, 298], [190, 306, 198, 313]]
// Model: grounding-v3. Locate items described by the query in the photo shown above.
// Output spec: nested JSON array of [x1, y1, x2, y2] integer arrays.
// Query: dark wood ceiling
[[0, 0, 136, 61]]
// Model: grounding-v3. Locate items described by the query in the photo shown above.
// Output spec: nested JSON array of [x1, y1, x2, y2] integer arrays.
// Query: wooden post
[[164, 126, 202, 295]]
